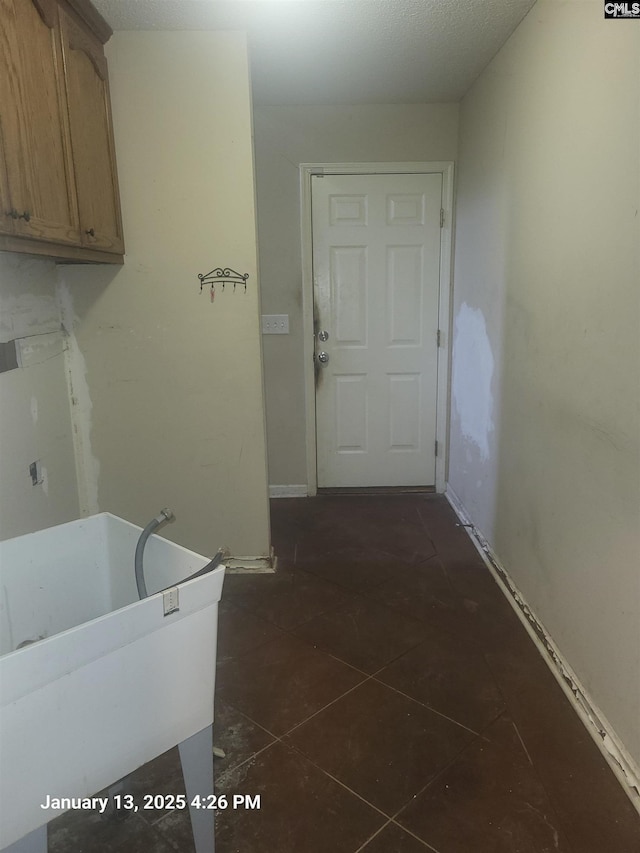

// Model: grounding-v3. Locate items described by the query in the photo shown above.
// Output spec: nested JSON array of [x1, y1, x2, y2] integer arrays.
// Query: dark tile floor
[[49, 495, 640, 852]]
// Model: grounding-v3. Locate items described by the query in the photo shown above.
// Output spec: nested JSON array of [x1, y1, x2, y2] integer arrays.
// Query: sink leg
[[178, 724, 215, 853], [2, 825, 47, 853]]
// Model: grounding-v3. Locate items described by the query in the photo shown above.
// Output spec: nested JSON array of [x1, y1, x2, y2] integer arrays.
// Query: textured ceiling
[[93, 0, 537, 104]]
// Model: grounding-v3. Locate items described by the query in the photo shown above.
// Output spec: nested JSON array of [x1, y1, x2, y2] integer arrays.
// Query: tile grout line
[[386, 717, 505, 828], [367, 669, 485, 739], [222, 590, 352, 634], [388, 819, 442, 852], [352, 820, 393, 853], [219, 674, 493, 832], [281, 727, 464, 851], [282, 739, 394, 824], [385, 705, 571, 851], [391, 710, 524, 829], [220, 591, 500, 746], [217, 688, 458, 847], [217, 655, 373, 747], [215, 709, 396, 830], [278, 669, 376, 738], [214, 737, 280, 789]]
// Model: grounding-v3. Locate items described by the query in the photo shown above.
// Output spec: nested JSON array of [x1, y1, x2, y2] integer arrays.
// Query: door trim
[[300, 162, 455, 496]]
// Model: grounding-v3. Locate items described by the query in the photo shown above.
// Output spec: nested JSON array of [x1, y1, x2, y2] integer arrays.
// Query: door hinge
[[435, 440, 439, 457], [440, 208, 445, 228], [437, 329, 441, 347]]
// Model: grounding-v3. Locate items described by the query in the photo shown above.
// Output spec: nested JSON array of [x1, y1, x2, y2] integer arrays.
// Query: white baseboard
[[269, 485, 308, 498], [445, 485, 640, 815]]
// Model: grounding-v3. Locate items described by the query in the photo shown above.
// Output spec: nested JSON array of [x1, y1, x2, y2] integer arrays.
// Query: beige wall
[[253, 104, 459, 487], [60, 31, 271, 558], [0, 255, 79, 539], [450, 1, 640, 766]]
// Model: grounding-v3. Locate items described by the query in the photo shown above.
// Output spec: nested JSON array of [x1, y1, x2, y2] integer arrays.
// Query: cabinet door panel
[[0, 0, 80, 243], [0, 118, 16, 237], [60, 7, 123, 254], [0, 0, 16, 237]]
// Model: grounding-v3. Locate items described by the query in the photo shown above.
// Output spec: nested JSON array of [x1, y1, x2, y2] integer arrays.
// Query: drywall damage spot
[[56, 279, 100, 516], [0, 256, 61, 342], [16, 332, 64, 368], [452, 302, 495, 462]]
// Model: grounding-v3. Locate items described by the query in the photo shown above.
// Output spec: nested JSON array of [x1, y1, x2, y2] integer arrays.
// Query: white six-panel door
[[312, 172, 442, 488]]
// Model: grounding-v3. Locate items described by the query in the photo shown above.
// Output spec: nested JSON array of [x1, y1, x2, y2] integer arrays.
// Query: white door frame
[[300, 162, 455, 496]]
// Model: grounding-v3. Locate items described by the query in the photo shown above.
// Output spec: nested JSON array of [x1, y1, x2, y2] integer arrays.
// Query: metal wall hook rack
[[197, 267, 249, 295]]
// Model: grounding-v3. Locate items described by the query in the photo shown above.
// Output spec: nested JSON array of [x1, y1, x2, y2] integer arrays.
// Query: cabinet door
[[0, 0, 80, 243], [0, 117, 15, 238], [59, 6, 124, 254]]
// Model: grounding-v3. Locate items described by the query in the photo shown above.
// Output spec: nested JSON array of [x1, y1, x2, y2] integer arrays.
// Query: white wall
[[0, 255, 79, 539], [450, 1, 640, 767], [60, 31, 271, 559], [253, 104, 459, 487]]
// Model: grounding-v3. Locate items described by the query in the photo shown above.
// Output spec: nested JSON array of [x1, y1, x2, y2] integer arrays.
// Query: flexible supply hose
[[156, 547, 229, 595], [135, 508, 175, 599]]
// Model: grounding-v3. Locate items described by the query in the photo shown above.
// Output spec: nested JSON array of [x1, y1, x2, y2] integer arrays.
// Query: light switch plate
[[261, 314, 289, 334]]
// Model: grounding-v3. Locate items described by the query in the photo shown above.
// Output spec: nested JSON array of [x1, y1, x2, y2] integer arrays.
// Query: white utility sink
[[0, 513, 225, 853]]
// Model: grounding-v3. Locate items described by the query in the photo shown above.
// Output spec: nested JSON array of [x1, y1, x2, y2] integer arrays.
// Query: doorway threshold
[[317, 486, 436, 496]]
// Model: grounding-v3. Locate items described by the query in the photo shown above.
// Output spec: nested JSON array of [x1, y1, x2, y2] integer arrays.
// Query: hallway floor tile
[[48, 495, 640, 852]]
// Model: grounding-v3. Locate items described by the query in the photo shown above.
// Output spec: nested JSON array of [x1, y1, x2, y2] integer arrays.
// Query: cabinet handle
[[85, 228, 95, 237], [5, 209, 19, 219], [18, 210, 30, 222]]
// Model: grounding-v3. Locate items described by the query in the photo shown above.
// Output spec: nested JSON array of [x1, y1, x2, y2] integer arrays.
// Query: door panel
[[388, 374, 421, 450], [387, 245, 424, 345], [335, 374, 368, 453], [332, 246, 367, 345], [313, 172, 442, 488]]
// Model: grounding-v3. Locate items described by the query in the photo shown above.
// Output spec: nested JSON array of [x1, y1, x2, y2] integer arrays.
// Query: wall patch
[[452, 302, 495, 462]]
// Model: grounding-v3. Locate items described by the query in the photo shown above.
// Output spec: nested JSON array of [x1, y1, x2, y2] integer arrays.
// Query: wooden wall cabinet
[[0, 0, 124, 263]]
